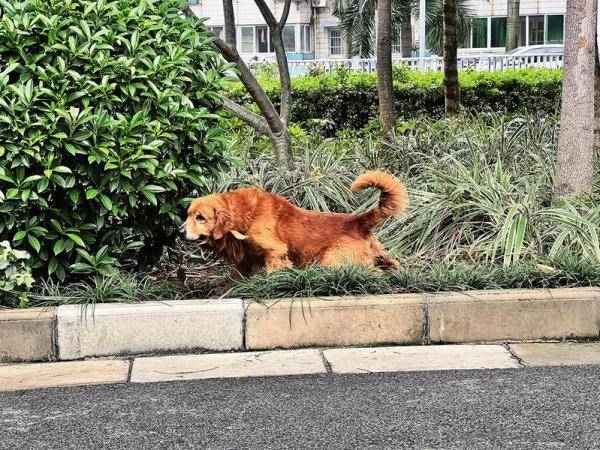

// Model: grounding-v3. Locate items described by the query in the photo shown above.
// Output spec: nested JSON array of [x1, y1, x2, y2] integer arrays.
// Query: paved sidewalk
[[1, 342, 599, 392]]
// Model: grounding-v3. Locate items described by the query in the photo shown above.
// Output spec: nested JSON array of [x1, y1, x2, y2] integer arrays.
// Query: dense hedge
[[0, 0, 229, 280], [227, 68, 563, 130]]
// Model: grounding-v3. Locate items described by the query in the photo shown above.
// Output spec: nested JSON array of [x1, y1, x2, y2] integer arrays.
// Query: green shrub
[[226, 68, 563, 131], [0, 240, 34, 307], [0, 0, 230, 280]]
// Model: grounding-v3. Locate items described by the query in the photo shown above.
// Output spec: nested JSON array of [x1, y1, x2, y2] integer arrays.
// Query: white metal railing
[[270, 54, 564, 76]]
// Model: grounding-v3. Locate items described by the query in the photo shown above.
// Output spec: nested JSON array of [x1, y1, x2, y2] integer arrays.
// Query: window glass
[[329, 28, 342, 55], [472, 18, 487, 48], [546, 15, 564, 44], [518, 16, 526, 47], [241, 26, 254, 52], [300, 25, 312, 52], [392, 30, 401, 53], [491, 17, 506, 47], [256, 26, 269, 52], [528, 15, 544, 45], [283, 25, 296, 52]]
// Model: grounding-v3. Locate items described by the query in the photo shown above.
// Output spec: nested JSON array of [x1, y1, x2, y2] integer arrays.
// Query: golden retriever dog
[[180, 171, 408, 276]]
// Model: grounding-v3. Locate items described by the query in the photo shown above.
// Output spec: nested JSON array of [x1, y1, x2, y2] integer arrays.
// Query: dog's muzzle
[[179, 225, 208, 244]]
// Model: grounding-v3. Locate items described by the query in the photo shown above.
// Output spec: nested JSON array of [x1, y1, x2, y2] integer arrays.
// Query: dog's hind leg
[[370, 238, 399, 269], [374, 253, 399, 269], [320, 239, 373, 268]]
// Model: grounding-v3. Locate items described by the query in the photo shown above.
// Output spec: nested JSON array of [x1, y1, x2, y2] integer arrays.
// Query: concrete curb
[[56, 299, 245, 360], [0, 308, 55, 362], [1, 287, 599, 362], [245, 294, 424, 349]]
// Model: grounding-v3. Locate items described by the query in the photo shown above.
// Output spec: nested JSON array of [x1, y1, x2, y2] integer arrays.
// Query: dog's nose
[[178, 225, 186, 235]]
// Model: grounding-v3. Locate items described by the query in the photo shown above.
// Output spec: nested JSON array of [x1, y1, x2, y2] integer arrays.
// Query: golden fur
[[180, 170, 408, 276]]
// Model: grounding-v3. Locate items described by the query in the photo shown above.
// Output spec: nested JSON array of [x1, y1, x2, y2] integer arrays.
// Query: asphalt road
[[1, 365, 599, 449]]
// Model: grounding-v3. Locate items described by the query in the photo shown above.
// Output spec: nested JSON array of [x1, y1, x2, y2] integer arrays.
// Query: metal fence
[[278, 54, 564, 77]]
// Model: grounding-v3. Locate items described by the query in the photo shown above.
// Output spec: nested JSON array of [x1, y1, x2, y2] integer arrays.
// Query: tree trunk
[[376, 0, 396, 139], [595, 41, 600, 155], [554, 0, 597, 199], [443, 0, 459, 116], [400, 21, 413, 58], [222, 0, 236, 47], [506, 0, 520, 52], [273, 129, 292, 168]]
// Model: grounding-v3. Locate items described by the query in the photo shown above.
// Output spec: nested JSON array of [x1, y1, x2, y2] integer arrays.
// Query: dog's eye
[[195, 214, 205, 222]]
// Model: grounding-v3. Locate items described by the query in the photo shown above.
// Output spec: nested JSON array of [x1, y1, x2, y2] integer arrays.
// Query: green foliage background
[[227, 68, 563, 132], [0, 0, 231, 280]]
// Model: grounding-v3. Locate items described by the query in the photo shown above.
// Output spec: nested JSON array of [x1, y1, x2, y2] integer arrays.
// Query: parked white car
[[507, 44, 564, 56], [493, 45, 565, 70]]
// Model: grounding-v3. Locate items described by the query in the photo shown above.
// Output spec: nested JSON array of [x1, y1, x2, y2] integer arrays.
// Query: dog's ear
[[212, 210, 248, 240], [212, 210, 231, 240]]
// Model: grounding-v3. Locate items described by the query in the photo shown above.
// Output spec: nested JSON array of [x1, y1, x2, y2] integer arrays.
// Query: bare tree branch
[[220, 97, 271, 135], [212, 36, 286, 134], [279, 0, 292, 28], [196, 3, 293, 167], [254, 0, 293, 124], [253, 0, 277, 29], [269, 34, 292, 123], [277, 0, 294, 124]]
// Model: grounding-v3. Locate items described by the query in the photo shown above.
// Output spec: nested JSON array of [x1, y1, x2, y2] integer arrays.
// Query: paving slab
[[323, 344, 520, 374], [245, 295, 424, 350], [0, 360, 129, 392], [510, 342, 600, 367], [57, 299, 244, 360], [0, 308, 55, 362], [131, 349, 326, 383]]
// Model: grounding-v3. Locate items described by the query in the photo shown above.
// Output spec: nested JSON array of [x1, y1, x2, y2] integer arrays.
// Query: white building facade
[[189, 0, 566, 60]]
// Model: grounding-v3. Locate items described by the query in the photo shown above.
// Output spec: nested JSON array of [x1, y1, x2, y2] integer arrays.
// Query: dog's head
[[180, 194, 248, 242]]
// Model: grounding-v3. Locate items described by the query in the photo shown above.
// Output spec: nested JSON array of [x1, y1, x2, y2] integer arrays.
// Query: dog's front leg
[[251, 231, 292, 273], [264, 252, 293, 273]]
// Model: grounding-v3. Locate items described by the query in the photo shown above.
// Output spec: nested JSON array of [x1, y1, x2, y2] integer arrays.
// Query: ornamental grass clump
[[220, 113, 599, 267]]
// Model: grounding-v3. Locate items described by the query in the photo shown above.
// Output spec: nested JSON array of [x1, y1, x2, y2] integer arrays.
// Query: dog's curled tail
[[351, 170, 408, 229]]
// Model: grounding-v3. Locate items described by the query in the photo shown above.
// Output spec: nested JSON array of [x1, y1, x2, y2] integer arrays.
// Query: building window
[[283, 25, 296, 52], [209, 26, 224, 40], [329, 28, 342, 55], [518, 16, 526, 47], [240, 26, 254, 52], [546, 15, 564, 44], [392, 33, 402, 53], [528, 15, 544, 45], [300, 25, 313, 52], [256, 26, 270, 52], [490, 17, 506, 47], [472, 18, 487, 48]]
